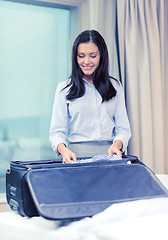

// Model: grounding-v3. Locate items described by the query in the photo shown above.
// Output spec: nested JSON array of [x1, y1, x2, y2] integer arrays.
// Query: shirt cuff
[[113, 135, 129, 153], [50, 137, 67, 156]]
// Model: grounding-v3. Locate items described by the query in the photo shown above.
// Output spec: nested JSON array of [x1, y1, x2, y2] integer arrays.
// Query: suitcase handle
[[9, 185, 17, 197], [9, 199, 18, 212]]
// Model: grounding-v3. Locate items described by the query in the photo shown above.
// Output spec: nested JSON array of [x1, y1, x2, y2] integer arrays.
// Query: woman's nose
[[84, 57, 90, 64]]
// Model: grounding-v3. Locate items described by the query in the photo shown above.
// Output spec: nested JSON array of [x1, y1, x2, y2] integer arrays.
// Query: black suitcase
[[6, 155, 168, 220]]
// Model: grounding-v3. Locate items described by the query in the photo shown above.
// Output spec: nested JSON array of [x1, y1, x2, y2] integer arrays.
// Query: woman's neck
[[83, 75, 93, 84]]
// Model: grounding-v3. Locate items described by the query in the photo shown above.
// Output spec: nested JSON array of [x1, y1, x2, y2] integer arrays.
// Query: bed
[[0, 174, 168, 240]]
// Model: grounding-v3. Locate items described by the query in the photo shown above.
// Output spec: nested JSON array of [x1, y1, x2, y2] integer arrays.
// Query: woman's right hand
[[57, 143, 77, 164]]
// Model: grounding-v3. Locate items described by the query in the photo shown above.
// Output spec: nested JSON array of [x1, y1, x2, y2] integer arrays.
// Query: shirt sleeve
[[112, 82, 131, 152], [49, 82, 68, 155]]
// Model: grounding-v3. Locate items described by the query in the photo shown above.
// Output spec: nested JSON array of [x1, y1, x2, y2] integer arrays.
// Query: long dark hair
[[65, 30, 117, 102]]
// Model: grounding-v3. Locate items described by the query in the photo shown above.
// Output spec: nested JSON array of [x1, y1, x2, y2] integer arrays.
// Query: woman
[[49, 30, 131, 163]]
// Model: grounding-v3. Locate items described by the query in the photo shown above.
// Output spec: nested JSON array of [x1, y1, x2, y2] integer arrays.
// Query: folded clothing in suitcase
[[6, 155, 168, 220]]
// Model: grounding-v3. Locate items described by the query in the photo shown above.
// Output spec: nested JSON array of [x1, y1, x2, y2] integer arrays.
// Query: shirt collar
[[83, 78, 94, 86]]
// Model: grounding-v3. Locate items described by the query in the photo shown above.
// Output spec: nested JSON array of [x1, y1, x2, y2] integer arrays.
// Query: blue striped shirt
[[49, 78, 131, 154]]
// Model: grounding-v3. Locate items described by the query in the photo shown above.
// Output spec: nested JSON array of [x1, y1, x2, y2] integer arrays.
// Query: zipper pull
[[6, 165, 11, 174]]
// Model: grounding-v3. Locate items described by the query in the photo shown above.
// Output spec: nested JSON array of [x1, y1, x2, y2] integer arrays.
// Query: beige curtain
[[80, 0, 168, 173], [165, 0, 168, 173], [117, 0, 167, 173], [80, 0, 120, 79]]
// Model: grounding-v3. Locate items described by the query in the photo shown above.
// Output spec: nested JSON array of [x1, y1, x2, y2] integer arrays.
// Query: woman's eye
[[78, 54, 97, 59]]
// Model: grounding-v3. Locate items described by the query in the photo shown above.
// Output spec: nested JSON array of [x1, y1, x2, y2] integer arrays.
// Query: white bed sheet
[[0, 174, 168, 240]]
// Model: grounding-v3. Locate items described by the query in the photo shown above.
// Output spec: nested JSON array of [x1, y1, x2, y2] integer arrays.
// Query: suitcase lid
[[25, 161, 168, 220]]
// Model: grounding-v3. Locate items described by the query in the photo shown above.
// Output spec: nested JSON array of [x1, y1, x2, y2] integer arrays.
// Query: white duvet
[[0, 174, 168, 240]]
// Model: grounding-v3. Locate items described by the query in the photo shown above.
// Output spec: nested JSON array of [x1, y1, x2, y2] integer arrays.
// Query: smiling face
[[77, 42, 100, 83]]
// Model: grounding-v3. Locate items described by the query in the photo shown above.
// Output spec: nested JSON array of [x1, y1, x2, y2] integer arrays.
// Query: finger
[[72, 153, 77, 162], [66, 158, 72, 164], [62, 157, 66, 164], [62, 157, 72, 164], [115, 149, 122, 158], [108, 147, 122, 158], [108, 147, 113, 156]]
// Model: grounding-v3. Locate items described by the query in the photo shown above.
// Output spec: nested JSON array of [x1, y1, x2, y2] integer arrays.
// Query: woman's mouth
[[82, 66, 93, 71]]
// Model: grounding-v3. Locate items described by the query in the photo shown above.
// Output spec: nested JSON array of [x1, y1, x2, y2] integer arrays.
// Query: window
[[0, 0, 71, 193]]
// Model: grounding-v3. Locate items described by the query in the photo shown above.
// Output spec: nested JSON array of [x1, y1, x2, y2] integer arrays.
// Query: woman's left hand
[[108, 140, 123, 158]]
